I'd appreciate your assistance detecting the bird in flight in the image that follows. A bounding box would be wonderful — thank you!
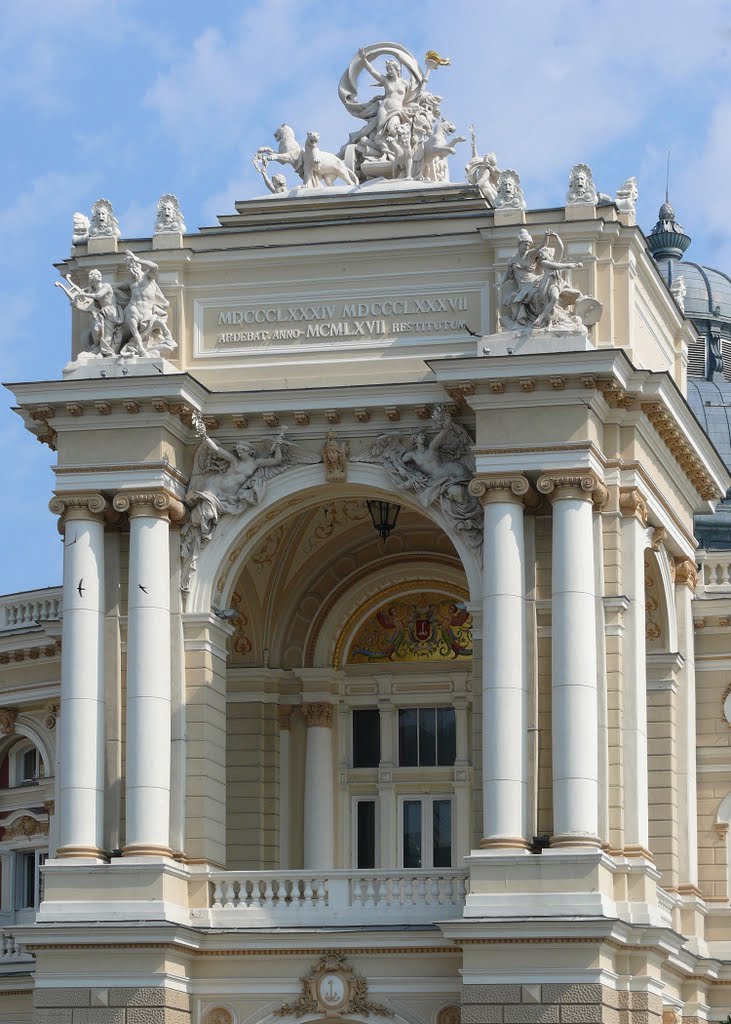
[77,579,85,597]
[138,584,149,594]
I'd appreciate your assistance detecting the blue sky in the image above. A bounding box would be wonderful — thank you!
[1,0,731,595]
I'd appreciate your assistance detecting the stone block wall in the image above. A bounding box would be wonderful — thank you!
[33,986,190,1024]
[462,982,664,1024]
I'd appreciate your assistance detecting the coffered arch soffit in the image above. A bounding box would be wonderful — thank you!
[186,463,482,618]
[223,498,467,670]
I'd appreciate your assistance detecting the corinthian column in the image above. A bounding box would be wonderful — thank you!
[302,702,335,869]
[537,472,606,848]
[469,475,535,851]
[49,493,108,860]
[113,490,184,858]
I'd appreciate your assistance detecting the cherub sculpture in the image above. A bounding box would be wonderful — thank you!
[252,154,289,195]
[154,194,186,234]
[181,416,320,590]
[88,198,121,238]
[353,406,482,547]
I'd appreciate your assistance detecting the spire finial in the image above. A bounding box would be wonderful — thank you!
[665,149,671,205]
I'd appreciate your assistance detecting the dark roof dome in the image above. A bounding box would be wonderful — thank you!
[655,258,731,325]
[647,200,692,261]
[687,379,731,547]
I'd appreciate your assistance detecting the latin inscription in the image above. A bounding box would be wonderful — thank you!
[198,292,475,350]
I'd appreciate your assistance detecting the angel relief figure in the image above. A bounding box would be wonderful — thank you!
[353,406,482,547]
[181,416,320,591]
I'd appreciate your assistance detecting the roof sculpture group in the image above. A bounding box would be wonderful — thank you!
[54,40,643,366]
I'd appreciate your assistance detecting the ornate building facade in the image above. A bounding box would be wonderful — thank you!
[1,41,731,1024]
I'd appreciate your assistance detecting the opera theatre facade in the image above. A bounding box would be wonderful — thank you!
[4,42,731,1024]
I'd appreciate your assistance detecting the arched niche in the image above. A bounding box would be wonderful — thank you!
[185,464,482,620]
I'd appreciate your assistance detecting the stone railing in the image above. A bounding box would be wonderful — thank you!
[697,552,731,595]
[0,588,62,632]
[0,931,33,964]
[201,870,468,926]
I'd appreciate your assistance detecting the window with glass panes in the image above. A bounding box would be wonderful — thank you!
[399,796,452,868]
[398,707,456,766]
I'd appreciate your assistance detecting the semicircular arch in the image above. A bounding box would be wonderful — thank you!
[186,464,482,617]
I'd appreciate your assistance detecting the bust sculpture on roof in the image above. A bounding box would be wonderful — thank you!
[566,163,598,206]
[154,194,186,234]
[88,198,121,238]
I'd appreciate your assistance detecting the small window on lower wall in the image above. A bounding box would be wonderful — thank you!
[355,799,377,869]
[399,797,452,869]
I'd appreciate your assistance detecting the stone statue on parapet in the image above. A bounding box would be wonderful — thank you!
[181,415,321,592]
[498,228,602,333]
[252,43,461,192]
[465,125,502,204]
[494,170,526,211]
[88,198,121,238]
[55,249,178,363]
[615,176,638,224]
[353,405,482,548]
[154,194,186,234]
[252,154,289,195]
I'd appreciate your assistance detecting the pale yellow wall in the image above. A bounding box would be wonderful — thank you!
[226,699,279,869]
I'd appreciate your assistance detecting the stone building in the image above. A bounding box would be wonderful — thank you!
[2,41,731,1024]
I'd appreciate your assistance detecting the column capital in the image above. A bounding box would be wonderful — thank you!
[619,487,650,526]
[674,557,698,591]
[301,702,334,728]
[113,489,186,522]
[469,474,538,507]
[537,471,608,508]
[49,492,108,522]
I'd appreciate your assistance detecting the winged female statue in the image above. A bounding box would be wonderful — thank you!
[353,406,482,547]
[181,415,320,591]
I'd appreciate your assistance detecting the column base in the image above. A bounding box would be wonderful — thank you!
[56,845,108,861]
[479,836,531,852]
[122,843,174,859]
[549,833,603,849]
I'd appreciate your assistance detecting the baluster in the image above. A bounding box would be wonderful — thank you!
[723,562,731,585]
[396,877,405,905]
[223,880,236,909]
[303,878,314,908]
[364,876,376,908]
[403,877,413,905]
[352,876,364,906]
[433,877,443,905]
[263,877,275,907]
[313,877,326,908]
[416,875,427,904]
[212,880,224,909]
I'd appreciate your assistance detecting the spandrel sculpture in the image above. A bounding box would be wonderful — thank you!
[498,229,602,333]
[353,406,482,548]
[181,416,321,591]
[55,249,178,362]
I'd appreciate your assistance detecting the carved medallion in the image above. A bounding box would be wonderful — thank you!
[276,953,392,1018]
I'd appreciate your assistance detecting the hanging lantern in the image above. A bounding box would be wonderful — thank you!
[366,500,400,541]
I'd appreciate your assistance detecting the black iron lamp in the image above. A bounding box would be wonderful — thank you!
[366,499,400,541]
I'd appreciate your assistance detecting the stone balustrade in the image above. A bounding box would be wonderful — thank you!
[202,869,468,926]
[0,931,33,964]
[698,551,731,593]
[0,588,62,632]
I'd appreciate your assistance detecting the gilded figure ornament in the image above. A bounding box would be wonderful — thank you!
[347,591,472,664]
[3,815,49,840]
[301,703,335,728]
[205,1010,234,1024]
[437,1006,461,1024]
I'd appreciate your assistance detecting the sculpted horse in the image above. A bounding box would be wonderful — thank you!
[256,124,305,181]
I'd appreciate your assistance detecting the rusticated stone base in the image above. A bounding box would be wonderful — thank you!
[462,983,663,1024]
[33,986,190,1023]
